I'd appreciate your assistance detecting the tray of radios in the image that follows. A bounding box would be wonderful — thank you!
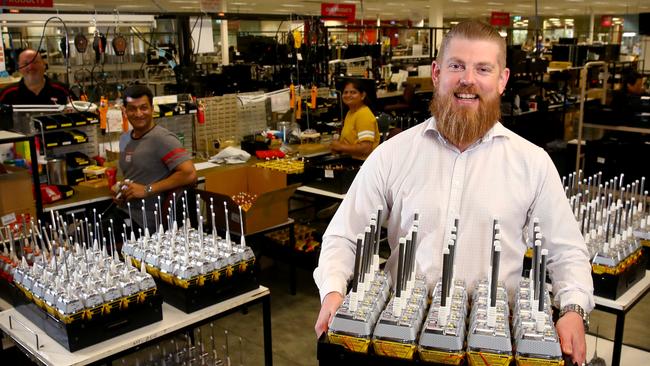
[320,210,564,366]
[121,193,258,313]
[563,171,648,299]
[1,215,162,352]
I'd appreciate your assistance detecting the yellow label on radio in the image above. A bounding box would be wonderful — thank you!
[372,339,416,359]
[515,355,564,366]
[328,332,371,353]
[419,347,465,365]
[467,351,512,366]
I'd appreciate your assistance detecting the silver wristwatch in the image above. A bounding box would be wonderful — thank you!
[559,304,590,330]
[145,184,154,196]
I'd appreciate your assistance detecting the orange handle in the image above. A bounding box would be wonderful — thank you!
[311,85,317,109]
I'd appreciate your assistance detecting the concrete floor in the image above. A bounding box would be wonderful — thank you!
[589,286,650,353]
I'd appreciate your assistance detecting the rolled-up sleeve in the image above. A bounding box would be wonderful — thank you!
[313,149,389,302]
[531,152,594,312]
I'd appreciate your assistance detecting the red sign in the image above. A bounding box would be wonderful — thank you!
[321,3,356,22]
[1,0,53,7]
[490,12,510,26]
[601,15,613,27]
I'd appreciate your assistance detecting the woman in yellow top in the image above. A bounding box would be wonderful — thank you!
[330,79,380,159]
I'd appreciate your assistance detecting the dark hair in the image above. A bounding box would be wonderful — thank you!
[623,70,642,88]
[123,84,154,106]
[344,79,369,105]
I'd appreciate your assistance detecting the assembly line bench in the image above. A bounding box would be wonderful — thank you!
[0,286,272,366]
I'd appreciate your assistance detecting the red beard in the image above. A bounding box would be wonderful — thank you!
[430,85,502,148]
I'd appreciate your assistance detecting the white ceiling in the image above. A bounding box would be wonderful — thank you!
[26,0,650,20]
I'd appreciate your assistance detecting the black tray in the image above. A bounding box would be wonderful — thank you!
[155,263,259,313]
[642,241,650,270]
[303,156,362,194]
[592,252,647,299]
[12,286,163,352]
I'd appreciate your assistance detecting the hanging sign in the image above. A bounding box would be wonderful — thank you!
[321,3,356,22]
[1,0,54,8]
[490,12,510,26]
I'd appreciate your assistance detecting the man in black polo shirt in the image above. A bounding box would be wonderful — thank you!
[0,49,69,105]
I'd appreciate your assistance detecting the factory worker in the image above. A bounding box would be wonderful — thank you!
[314,20,593,366]
[329,79,380,160]
[107,84,197,238]
[0,49,69,105]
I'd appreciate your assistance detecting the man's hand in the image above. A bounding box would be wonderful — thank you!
[123,181,147,201]
[315,292,344,338]
[556,311,587,365]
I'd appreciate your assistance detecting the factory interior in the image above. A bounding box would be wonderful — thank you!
[1,0,650,365]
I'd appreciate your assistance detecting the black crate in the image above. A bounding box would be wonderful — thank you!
[0,278,16,307]
[592,253,647,299]
[12,287,163,352]
[155,264,259,313]
[642,242,650,269]
[304,156,362,194]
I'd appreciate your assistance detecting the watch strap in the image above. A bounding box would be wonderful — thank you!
[560,304,589,330]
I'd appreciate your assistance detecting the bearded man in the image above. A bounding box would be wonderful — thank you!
[313,20,593,366]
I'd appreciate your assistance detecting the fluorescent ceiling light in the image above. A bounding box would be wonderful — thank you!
[281,3,304,7]
[623,32,636,37]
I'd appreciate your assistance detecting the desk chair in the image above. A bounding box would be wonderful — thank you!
[383,83,416,116]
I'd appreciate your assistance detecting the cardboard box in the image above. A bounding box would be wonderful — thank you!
[0,167,36,225]
[202,166,299,235]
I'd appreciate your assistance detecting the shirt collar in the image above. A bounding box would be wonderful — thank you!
[423,116,511,145]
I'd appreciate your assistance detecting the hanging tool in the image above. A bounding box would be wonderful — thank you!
[99,96,108,130]
[71,68,90,101]
[111,10,127,58]
[296,95,302,120]
[60,38,68,58]
[310,84,317,110]
[112,35,127,57]
[74,33,89,53]
[92,31,107,64]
